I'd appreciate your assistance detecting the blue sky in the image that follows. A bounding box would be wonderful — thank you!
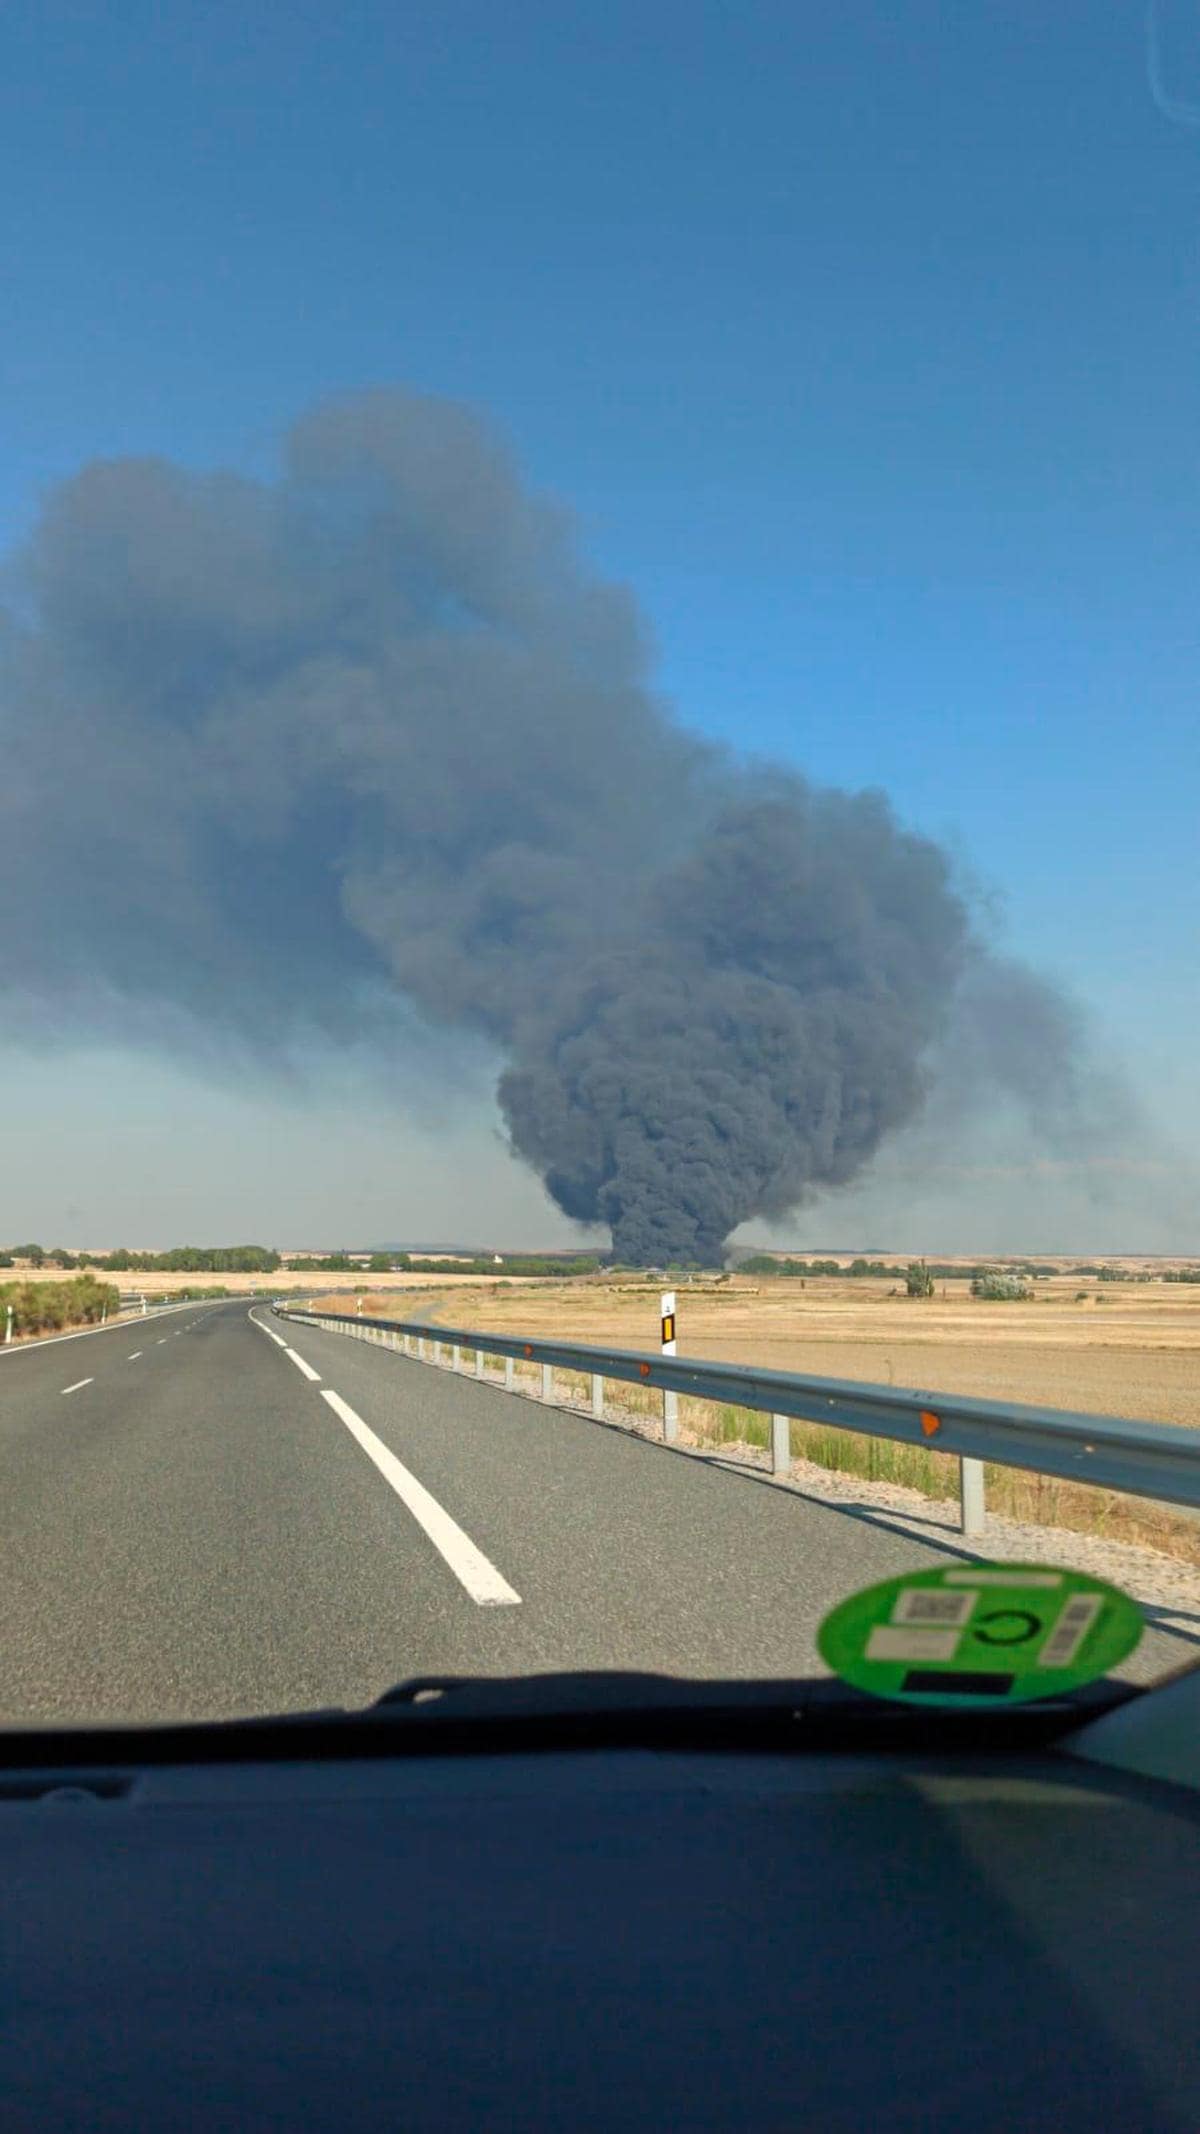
[1,0,1197,1248]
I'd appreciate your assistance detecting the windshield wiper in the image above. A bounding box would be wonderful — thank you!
[0,1671,1137,1769]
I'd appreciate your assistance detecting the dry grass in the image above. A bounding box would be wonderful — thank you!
[344,1272,1200,1564]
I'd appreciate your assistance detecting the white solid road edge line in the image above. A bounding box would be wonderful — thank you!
[320,1388,521,1608]
[285,1348,321,1383]
[248,1309,290,1349]
[61,1378,93,1395]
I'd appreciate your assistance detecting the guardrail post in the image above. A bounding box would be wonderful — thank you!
[417,1335,425,1360]
[663,1390,678,1443]
[592,1374,604,1419]
[771,1414,791,1476]
[505,1355,515,1392]
[960,1457,986,1537]
[453,1343,461,1373]
[475,1348,485,1379]
[541,1363,553,1402]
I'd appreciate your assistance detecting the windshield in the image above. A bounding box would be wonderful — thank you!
[0,3,1197,1727]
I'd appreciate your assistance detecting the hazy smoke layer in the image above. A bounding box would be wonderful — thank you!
[0,388,1082,1261]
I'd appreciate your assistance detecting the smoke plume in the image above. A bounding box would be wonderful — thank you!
[0,387,1103,1262]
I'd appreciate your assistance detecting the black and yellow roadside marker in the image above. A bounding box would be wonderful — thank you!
[661,1291,677,1440]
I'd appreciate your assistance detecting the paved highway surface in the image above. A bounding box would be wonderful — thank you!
[0,1300,1189,1724]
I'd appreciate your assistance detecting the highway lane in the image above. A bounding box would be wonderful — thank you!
[0,1299,1189,1724]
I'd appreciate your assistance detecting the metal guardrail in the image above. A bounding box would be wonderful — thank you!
[277,1305,1200,1540]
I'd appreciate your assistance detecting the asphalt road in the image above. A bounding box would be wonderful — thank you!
[0,1300,1189,1725]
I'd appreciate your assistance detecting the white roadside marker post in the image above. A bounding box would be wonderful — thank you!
[661,1290,678,1443]
[4,1305,12,1345]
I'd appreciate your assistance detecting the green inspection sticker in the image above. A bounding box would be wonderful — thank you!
[817,1561,1143,1706]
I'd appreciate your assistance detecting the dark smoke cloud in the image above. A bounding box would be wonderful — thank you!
[0,387,1103,1262]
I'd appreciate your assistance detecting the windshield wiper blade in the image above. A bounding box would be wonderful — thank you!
[0,1672,1137,1769]
[360,1667,1135,1744]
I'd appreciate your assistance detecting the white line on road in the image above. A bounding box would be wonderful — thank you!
[285,1348,321,1382]
[127,1352,142,1361]
[157,1338,167,1345]
[320,1388,521,1608]
[61,1379,93,1395]
[247,1308,290,1349]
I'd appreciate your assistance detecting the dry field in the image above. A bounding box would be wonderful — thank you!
[341,1273,1200,1563]
[6,1268,528,1299]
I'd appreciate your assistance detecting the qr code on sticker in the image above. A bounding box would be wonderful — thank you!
[892,1588,976,1628]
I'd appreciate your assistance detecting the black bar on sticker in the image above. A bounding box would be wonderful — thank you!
[901,1670,1016,1696]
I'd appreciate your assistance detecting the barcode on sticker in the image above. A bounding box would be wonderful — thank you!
[1038,1594,1102,1669]
[892,1588,977,1628]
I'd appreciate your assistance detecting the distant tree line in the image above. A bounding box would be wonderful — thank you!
[1,1242,606,1279]
[94,1246,282,1273]
[287,1252,601,1278]
[0,1244,282,1274]
[737,1255,1076,1285]
[737,1255,890,1277]
[739,1255,968,1281]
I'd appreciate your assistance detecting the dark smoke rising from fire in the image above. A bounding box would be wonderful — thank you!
[0,387,1100,1262]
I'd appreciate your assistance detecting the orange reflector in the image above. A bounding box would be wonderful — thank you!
[524,1344,533,1359]
[639,1362,652,1378]
[920,1410,941,1437]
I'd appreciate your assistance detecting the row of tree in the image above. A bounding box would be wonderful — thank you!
[0,1245,281,1274]
[739,1255,990,1281]
[735,1256,1174,1287]
[288,1252,602,1277]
